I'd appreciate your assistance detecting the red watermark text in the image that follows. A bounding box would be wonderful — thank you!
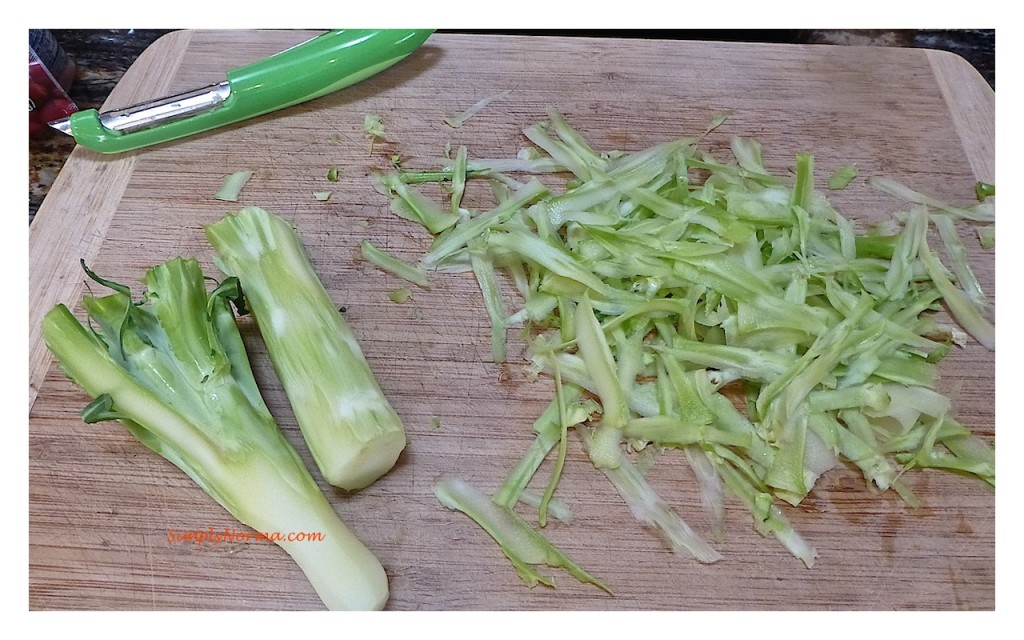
[168,528,325,546]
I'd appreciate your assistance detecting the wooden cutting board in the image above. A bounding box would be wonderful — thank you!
[28,30,995,611]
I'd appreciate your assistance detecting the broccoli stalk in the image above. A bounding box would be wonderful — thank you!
[206,207,407,491]
[42,258,389,610]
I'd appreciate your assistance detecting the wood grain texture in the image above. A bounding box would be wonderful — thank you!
[926,48,996,182]
[28,30,995,611]
[27,30,195,409]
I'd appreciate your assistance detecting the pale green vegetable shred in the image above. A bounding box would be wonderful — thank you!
[364,114,386,153]
[370,109,995,591]
[360,240,430,288]
[978,224,995,249]
[827,164,858,190]
[388,287,413,303]
[444,90,512,128]
[214,170,254,202]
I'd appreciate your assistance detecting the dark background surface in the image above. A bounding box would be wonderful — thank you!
[28,29,995,224]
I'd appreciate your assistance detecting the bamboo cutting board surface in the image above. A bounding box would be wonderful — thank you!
[28,30,995,611]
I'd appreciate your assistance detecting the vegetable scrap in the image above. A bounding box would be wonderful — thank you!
[214,169,255,202]
[364,113,386,153]
[443,90,512,129]
[388,287,413,304]
[826,164,858,190]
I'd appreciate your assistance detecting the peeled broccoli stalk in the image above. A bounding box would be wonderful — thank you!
[42,259,389,610]
[206,207,407,491]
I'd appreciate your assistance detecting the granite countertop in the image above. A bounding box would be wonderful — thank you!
[28,29,995,225]
[29,29,174,223]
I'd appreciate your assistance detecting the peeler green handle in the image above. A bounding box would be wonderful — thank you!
[52,29,433,154]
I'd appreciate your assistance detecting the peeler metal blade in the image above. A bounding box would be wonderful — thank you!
[47,29,433,154]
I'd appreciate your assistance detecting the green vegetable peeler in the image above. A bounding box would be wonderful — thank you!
[48,29,433,154]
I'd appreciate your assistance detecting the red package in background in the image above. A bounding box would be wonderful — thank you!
[29,30,78,138]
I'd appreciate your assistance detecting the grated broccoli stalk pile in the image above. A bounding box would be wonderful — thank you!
[368,109,995,589]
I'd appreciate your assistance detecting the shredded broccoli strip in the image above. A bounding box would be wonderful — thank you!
[827,164,858,190]
[443,90,511,128]
[469,238,509,363]
[434,477,611,593]
[977,224,995,249]
[537,360,571,527]
[361,240,430,288]
[931,212,987,309]
[214,169,254,202]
